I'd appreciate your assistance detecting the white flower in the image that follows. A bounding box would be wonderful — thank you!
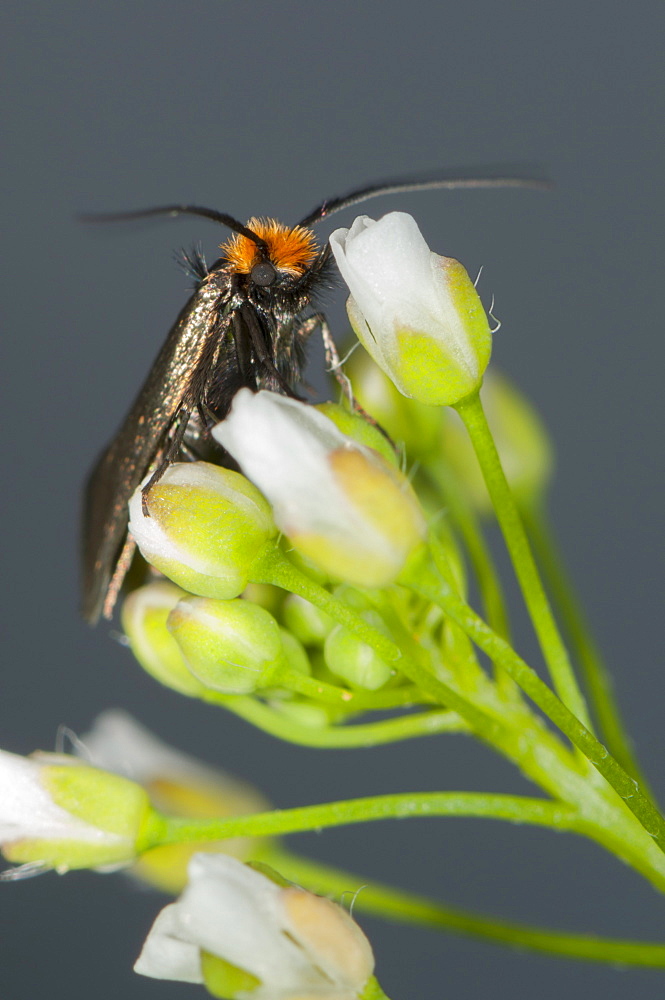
[135,853,375,999]
[330,212,492,406]
[212,389,425,588]
[0,748,149,876]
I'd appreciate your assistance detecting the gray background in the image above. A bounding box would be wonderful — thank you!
[2,2,664,998]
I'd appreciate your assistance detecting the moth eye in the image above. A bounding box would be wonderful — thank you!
[251,260,277,286]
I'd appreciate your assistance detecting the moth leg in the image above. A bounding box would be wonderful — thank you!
[297,313,394,449]
[297,312,354,406]
[141,408,192,515]
[102,535,136,620]
[243,305,299,397]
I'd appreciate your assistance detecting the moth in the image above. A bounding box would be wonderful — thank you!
[82,172,544,624]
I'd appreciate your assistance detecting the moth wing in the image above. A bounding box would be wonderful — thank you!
[82,280,229,624]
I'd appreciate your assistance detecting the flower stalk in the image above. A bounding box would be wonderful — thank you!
[269,849,665,970]
[520,496,652,795]
[454,390,590,726]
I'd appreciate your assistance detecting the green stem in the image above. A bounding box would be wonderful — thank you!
[522,498,652,796]
[144,792,580,848]
[455,391,589,725]
[403,551,665,865]
[425,463,511,641]
[273,668,430,710]
[205,693,467,747]
[268,849,665,968]
[253,544,401,662]
[253,542,513,747]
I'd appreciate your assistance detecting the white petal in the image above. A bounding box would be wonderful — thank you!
[332,213,440,334]
[134,903,203,983]
[212,391,344,526]
[80,710,226,788]
[0,750,115,846]
[212,391,398,575]
[179,854,311,984]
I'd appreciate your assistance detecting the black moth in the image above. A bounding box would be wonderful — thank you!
[82,172,543,624]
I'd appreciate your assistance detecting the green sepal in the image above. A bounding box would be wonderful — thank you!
[316,401,398,466]
[201,950,261,999]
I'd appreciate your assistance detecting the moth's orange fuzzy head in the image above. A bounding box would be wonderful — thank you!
[221,218,319,277]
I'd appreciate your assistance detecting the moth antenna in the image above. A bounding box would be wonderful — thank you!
[79,204,268,250]
[299,170,553,226]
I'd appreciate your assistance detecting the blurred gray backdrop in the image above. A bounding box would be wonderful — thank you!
[2,2,664,998]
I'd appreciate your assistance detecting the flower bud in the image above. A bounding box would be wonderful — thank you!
[128,462,277,600]
[242,583,284,616]
[330,212,491,406]
[442,372,553,512]
[0,748,150,876]
[268,698,332,730]
[346,346,443,461]
[135,853,375,1000]
[278,629,311,680]
[213,390,426,588]
[122,581,208,697]
[324,611,394,691]
[81,711,269,893]
[168,597,285,695]
[282,594,334,647]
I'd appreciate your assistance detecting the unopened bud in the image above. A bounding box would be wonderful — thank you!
[282,594,334,647]
[128,462,276,600]
[330,212,491,406]
[324,611,394,691]
[135,854,375,999]
[122,581,207,697]
[167,597,285,695]
[213,391,426,589]
[0,749,149,876]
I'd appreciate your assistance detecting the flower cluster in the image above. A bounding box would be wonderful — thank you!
[122,213,546,738]
[6,209,652,1000]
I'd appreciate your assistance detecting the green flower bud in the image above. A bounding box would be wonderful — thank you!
[122,581,208,697]
[242,583,284,616]
[324,611,394,691]
[268,699,332,729]
[330,212,492,407]
[346,346,443,461]
[0,750,150,876]
[168,597,284,695]
[279,629,311,678]
[128,462,277,599]
[282,594,335,647]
